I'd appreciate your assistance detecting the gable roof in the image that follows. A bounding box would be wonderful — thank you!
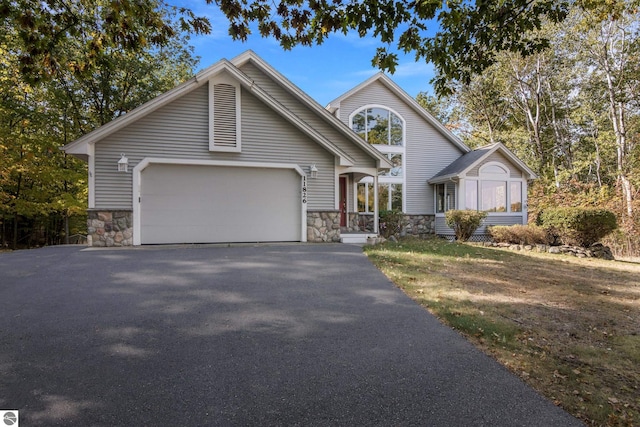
[62,51,391,168]
[229,51,391,168]
[62,59,235,159]
[327,73,470,153]
[428,142,538,183]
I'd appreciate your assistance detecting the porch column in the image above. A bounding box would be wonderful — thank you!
[373,175,379,233]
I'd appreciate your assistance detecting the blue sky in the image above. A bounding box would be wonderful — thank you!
[177,2,437,106]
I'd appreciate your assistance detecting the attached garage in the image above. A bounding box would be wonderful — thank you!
[138,162,303,244]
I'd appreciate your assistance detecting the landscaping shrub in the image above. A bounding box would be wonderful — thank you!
[445,210,487,241]
[602,228,640,259]
[379,210,405,238]
[488,224,550,245]
[539,207,617,247]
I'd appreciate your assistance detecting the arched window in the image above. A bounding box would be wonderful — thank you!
[351,105,406,213]
[351,107,404,146]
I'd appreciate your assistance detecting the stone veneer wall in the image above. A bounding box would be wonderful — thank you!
[85,210,434,246]
[400,215,436,238]
[87,210,133,247]
[307,211,341,242]
[346,213,375,232]
[345,213,436,238]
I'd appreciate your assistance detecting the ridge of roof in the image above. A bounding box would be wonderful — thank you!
[230,51,391,168]
[63,50,390,168]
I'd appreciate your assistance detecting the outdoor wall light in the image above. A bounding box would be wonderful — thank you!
[309,164,318,179]
[117,153,129,172]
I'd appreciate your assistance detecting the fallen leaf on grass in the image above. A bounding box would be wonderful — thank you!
[554,370,567,380]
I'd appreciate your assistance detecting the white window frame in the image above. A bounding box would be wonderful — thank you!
[461,162,526,215]
[435,183,456,213]
[357,179,403,212]
[350,105,406,213]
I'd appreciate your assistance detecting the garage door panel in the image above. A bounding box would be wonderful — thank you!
[140,164,301,244]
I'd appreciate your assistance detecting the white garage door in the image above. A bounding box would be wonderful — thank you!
[140,164,301,244]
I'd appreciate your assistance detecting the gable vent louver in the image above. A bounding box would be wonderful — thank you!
[210,81,241,152]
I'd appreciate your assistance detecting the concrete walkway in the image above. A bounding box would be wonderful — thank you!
[0,244,583,426]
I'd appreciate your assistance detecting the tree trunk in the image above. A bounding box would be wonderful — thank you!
[602,27,633,217]
[12,212,18,250]
[65,211,70,245]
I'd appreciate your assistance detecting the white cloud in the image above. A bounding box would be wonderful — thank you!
[393,60,434,78]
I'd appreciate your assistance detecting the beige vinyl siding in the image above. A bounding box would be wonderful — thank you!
[338,80,464,215]
[94,84,334,211]
[238,62,377,168]
[467,151,523,178]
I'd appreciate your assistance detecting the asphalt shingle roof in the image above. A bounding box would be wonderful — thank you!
[430,146,493,180]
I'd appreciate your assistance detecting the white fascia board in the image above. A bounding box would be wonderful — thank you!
[492,143,538,180]
[428,174,459,184]
[231,51,391,168]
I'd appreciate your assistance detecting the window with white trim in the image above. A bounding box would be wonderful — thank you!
[435,183,456,213]
[463,162,524,213]
[351,105,405,213]
[352,107,404,146]
[357,180,403,213]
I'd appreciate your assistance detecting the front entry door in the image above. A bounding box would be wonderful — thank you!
[339,177,347,227]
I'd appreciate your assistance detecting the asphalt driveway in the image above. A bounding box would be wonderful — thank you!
[0,244,582,426]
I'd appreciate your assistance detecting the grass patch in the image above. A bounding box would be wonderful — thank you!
[365,237,640,426]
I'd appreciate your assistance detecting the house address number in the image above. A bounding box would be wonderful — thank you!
[302,176,307,204]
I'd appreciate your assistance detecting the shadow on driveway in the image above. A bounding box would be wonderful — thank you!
[0,244,583,426]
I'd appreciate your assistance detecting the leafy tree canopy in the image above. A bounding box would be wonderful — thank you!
[0,0,211,82]
[210,0,570,94]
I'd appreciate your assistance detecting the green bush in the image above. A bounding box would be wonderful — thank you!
[379,210,405,238]
[539,207,617,247]
[445,210,487,241]
[488,224,550,245]
[602,228,640,259]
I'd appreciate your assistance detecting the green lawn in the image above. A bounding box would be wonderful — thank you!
[364,238,640,427]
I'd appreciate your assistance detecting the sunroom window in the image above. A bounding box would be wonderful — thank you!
[435,183,456,213]
[510,182,522,212]
[481,181,507,212]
